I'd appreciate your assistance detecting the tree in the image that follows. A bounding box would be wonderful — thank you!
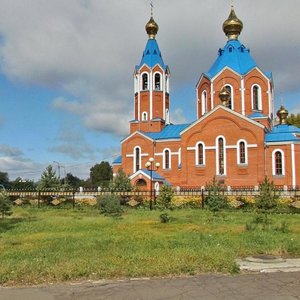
[38,165,60,190]
[157,184,174,209]
[110,169,132,192]
[255,177,278,213]
[287,113,300,128]
[64,173,84,189]
[0,191,12,219]
[0,172,10,189]
[205,177,228,213]
[90,161,113,188]
[10,177,36,190]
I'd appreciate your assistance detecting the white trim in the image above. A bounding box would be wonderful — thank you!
[150,69,153,119]
[178,147,182,167]
[187,147,195,151]
[201,90,208,116]
[272,149,285,176]
[291,144,296,188]
[266,141,300,146]
[163,72,166,120]
[241,78,245,115]
[180,105,265,136]
[121,131,154,144]
[210,82,214,109]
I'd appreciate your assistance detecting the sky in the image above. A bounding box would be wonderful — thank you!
[0,0,299,181]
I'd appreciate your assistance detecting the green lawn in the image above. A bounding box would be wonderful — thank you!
[0,207,299,286]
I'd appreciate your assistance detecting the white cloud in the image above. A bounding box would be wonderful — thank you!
[0,0,299,136]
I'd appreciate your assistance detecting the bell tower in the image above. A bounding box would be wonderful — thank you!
[130,11,170,134]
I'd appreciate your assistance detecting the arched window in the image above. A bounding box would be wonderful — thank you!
[142,73,148,90]
[217,137,225,175]
[225,85,233,109]
[201,91,207,115]
[142,112,148,121]
[252,84,262,111]
[272,150,285,176]
[196,142,205,165]
[134,147,141,173]
[164,149,171,169]
[154,73,161,90]
[238,141,247,164]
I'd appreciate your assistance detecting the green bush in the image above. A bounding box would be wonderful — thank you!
[160,212,170,223]
[205,177,228,213]
[97,194,123,216]
[0,191,12,219]
[157,184,174,209]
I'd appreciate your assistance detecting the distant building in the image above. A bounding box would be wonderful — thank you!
[113,7,300,190]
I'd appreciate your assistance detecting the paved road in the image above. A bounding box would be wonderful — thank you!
[1,272,300,300]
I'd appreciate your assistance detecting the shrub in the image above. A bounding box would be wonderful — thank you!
[160,212,171,223]
[97,194,123,216]
[0,191,12,219]
[205,177,228,213]
[157,184,174,209]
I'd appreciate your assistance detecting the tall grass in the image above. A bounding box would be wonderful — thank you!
[0,207,299,285]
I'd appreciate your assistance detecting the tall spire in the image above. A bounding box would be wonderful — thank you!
[223,6,243,40]
[146,1,159,39]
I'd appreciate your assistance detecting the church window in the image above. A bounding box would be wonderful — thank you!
[196,142,205,165]
[238,141,247,164]
[163,149,171,169]
[142,112,148,121]
[201,91,207,115]
[252,84,262,111]
[142,73,148,90]
[272,150,285,176]
[224,85,233,109]
[217,137,225,175]
[134,146,141,173]
[154,73,161,90]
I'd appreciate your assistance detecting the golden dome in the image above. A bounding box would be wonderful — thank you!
[219,86,230,106]
[277,105,289,124]
[146,16,159,39]
[223,6,243,40]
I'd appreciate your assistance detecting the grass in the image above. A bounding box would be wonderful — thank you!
[0,206,300,286]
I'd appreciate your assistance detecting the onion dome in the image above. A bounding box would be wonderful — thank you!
[146,16,159,39]
[223,6,243,40]
[277,105,289,124]
[219,86,230,106]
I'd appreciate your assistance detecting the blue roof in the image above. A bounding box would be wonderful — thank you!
[248,112,268,119]
[137,39,166,69]
[265,124,300,143]
[112,155,122,164]
[143,123,191,140]
[204,40,271,79]
[141,169,165,181]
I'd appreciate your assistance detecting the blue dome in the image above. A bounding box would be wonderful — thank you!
[137,39,166,70]
[204,40,271,79]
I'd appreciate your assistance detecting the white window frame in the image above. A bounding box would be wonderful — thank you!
[251,84,262,111]
[153,72,162,91]
[237,139,248,165]
[201,90,207,115]
[142,111,148,121]
[272,149,285,176]
[195,142,206,166]
[224,84,234,110]
[163,148,171,170]
[133,146,142,173]
[216,135,226,176]
[141,72,149,91]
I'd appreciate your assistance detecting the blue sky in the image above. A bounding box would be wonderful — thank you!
[0,0,299,181]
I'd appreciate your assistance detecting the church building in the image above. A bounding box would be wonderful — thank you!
[113,7,300,190]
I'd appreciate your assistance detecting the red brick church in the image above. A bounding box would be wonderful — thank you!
[113,7,300,190]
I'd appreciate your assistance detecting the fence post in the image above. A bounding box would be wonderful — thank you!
[72,189,76,209]
[38,191,41,208]
[201,189,205,209]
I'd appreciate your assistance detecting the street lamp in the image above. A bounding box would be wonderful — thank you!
[145,157,160,210]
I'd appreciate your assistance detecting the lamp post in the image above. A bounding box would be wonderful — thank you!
[145,157,160,210]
